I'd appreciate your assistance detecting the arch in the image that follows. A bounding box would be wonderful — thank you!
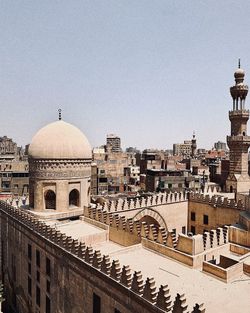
[69,189,80,207]
[139,215,160,230]
[133,208,168,230]
[44,190,56,210]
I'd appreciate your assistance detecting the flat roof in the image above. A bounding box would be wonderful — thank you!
[43,217,250,313]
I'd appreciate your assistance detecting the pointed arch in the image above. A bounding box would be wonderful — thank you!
[132,208,168,230]
[69,189,80,207]
[44,190,56,210]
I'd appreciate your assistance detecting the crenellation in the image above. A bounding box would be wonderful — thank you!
[132,220,141,236]
[110,259,122,281]
[172,293,188,313]
[140,221,149,238]
[216,228,224,246]
[223,225,229,243]
[77,242,86,259]
[203,232,211,250]
[210,230,217,248]
[142,277,157,303]
[120,265,132,287]
[191,303,206,313]
[156,227,168,245]
[92,250,102,269]
[84,246,94,264]
[148,224,158,241]
[131,270,144,295]
[125,218,134,233]
[100,255,111,275]
[155,284,172,312]
[71,239,79,254]
[118,215,126,230]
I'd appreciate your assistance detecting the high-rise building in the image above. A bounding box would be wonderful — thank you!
[226,62,250,193]
[106,134,122,152]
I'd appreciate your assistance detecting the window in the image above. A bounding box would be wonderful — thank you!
[191,212,196,221]
[191,225,196,235]
[28,277,32,296]
[28,244,32,260]
[46,257,51,276]
[36,286,40,307]
[28,262,31,275]
[182,226,186,234]
[203,215,209,225]
[36,271,40,283]
[46,280,50,294]
[46,295,51,313]
[114,310,121,313]
[93,293,101,313]
[36,250,40,268]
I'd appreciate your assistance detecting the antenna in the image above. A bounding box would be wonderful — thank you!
[58,108,62,121]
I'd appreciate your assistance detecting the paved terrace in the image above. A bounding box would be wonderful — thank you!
[51,218,250,313]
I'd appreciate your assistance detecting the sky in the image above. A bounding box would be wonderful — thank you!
[1,1,250,151]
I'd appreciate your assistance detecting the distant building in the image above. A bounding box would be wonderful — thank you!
[173,140,192,156]
[125,147,140,154]
[106,134,122,152]
[145,168,194,192]
[0,136,25,161]
[214,141,227,151]
[93,149,135,194]
[0,161,29,196]
[0,136,28,196]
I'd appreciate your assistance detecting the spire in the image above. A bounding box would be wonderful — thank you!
[58,109,62,121]
[193,131,195,139]
[238,58,241,69]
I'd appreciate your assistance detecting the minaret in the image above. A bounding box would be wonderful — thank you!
[191,131,197,158]
[226,60,250,193]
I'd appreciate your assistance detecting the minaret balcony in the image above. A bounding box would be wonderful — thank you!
[229,110,249,117]
[227,135,250,146]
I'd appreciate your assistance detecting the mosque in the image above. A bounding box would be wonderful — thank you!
[0,65,250,313]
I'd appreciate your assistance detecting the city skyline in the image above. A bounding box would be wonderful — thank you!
[1,1,250,150]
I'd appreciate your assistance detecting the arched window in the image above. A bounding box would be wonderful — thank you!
[230,186,233,193]
[69,189,80,207]
[44,190,56,210]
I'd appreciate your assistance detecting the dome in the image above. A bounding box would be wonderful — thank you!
[234,68,245,78]
[29,120,92,159]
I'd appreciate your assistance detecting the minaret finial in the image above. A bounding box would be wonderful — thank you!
[238,58,241,69]
[58,108,62,121]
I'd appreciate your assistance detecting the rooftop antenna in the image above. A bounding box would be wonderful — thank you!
[58,108,62,121]
[238,58,241,69]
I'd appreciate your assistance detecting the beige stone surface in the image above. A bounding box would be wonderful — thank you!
[107,244,250,313]
[29,120,92,159]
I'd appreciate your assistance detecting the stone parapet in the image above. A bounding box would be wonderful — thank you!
[189,193,245,210]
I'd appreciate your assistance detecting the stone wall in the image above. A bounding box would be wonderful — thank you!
[188,193,243,234]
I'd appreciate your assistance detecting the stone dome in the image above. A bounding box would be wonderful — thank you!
[29,120,92,159]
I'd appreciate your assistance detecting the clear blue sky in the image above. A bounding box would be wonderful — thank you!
[1,1,250,151]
